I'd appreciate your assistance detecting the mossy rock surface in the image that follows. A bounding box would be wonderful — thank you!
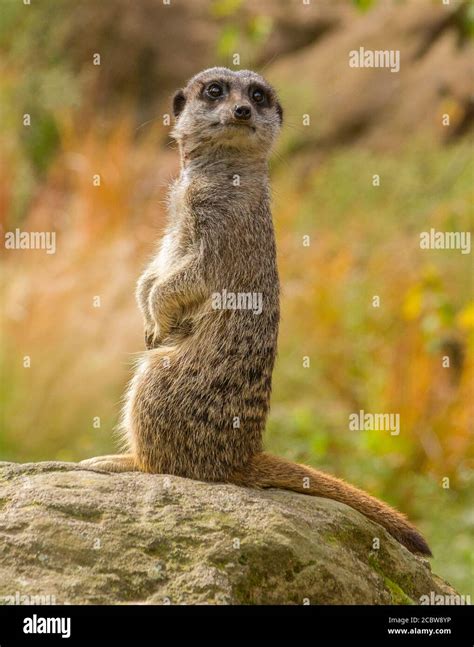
[0,462,456,605]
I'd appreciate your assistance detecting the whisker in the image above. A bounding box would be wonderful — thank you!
[135,116,159,133]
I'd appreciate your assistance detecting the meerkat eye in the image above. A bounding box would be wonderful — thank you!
[205,83,224,100]
[251,88,266,104]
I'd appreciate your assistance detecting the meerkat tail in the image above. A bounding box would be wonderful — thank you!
[229,452,432,557]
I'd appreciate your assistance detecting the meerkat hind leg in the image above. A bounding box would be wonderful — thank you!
[79,454,140,473]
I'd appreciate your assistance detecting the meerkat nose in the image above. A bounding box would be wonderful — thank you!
[233,105,252,121]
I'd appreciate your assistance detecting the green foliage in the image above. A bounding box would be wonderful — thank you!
[217,24,240,59]
[215,11,272,63]
[211,0,244,18]
[247,15,273,44]
[21,112,59,174]
[352,0,377,12]
[457,1,474,40]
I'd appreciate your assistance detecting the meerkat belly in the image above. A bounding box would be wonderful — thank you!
[131,305,276,480]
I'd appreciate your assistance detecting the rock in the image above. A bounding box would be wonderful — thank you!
[0,461,456,605]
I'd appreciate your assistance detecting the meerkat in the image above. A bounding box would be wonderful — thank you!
[81,67,431,557]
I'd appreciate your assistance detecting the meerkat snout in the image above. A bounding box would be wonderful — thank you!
[233,104,252,121]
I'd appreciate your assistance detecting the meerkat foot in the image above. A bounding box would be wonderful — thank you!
[79,454,139,473]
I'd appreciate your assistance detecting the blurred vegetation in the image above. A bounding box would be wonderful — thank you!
[0,0,473,596]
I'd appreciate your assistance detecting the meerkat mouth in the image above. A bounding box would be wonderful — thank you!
[212,121,256,133]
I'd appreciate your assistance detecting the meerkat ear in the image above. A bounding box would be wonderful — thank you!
[172,89,186,118]
[276,101,283,125]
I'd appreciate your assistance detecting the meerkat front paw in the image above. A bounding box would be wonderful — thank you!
[144,323,165,349]
[145,327,157,349]
[145,304,176,348]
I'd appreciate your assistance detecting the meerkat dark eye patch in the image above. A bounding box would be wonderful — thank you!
[172,90,186,117]
[276,101,283,124]
[203,81,226,100]
[249,86,267,105]
[248,83,283,123]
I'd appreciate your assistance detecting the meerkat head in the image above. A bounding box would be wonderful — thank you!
[171,67,283,161]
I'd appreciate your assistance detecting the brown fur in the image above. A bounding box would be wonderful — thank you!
[81,68,431,557]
